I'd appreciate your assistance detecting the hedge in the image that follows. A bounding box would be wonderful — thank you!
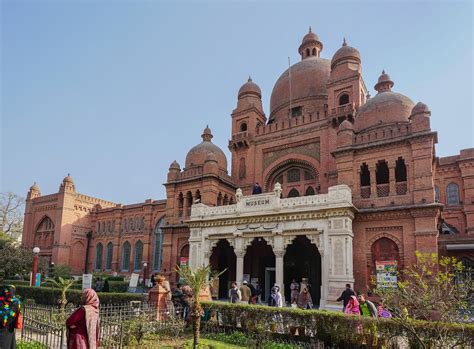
[15,286,145,305]
[5,280,129,293]
[202,302,474,348]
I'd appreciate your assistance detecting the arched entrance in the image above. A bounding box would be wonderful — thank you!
[284,236,321,307]
[209,240,236,299]
[244,238,275,301]
[370,237,401,288]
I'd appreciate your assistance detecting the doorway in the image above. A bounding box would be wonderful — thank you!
[265,267,275,303]
[209,239,236,299]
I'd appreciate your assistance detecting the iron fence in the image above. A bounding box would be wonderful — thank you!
[21,316,66,349]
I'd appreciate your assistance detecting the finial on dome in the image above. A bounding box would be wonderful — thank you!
[342,37,347,46]
[248,76,252,82]
[374,70,394,93]
[309,26,312,33]
[202,126,213,142]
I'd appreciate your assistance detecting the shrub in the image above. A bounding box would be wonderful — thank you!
[17,340,48,349]
[202,302,474,348]
[15,285,145,305]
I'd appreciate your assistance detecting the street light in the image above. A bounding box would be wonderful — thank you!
[31,247,40,287]
[143,262,148,288]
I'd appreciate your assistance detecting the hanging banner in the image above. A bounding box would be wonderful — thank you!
[376,260,398,288]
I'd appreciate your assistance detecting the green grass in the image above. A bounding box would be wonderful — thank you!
[183,338,247,348]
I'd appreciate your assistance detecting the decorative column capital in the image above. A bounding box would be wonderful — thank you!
[274,250,285,258]
[235,250,245,258]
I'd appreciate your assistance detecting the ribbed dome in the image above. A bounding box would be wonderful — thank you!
[63,174,74,184]
[302,30,320,45]
[30,182,40,192]
[185,127,227,170]
[331,39,361,68]
[238,77,261,99]
[354,92,414,132]
[269,57,330,122]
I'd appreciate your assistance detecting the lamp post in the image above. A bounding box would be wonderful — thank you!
[143,262,148,288]
[31,247,40,287]
[48,262,55,278]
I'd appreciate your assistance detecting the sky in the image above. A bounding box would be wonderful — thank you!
[1,0,473,204]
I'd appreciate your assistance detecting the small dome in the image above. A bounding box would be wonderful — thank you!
[331,38,361,68]
[30,182,40,192]
[185,127,227,170]
[63,174,74,184]
[411,102,430,116]
[169,160,180,170]
[302,28,320,45]
[298,27,323,59]
[338,120,354,132]
[374,70,394,93]
[238,76,261,99]
[355,91,414,132]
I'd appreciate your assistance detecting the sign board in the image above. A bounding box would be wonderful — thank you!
[82,274,93,290]
[129,273,140,288]
[179,257,189,283]
[376,261,397,288]
[35,273,41,287]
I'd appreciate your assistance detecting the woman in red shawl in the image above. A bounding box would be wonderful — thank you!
[66,288,100,349]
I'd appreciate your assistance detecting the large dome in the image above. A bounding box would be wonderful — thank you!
[185,127,228,170]
[354,92,414,132]
[269,56,330,122]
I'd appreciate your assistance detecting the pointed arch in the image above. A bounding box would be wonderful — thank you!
[95,243,103,271]
[121,241,131,271]
[152,217,165,271]
[305,186,315,196]
[134,240,143,271]
[288,188,300,198]
[105,242,113,270]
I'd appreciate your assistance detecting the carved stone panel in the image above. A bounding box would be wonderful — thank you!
[263,142,320,170]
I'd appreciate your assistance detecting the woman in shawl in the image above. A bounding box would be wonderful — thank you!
[344,295,361,315]
[297,285,313,309]
[0,285,22,349]
[66,288,100,349]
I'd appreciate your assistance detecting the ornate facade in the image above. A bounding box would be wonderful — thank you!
[22,28,474,303]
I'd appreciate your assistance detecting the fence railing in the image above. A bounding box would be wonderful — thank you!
[21,316,66,348]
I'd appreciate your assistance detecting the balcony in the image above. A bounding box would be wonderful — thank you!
[361,186,371,199]
[229,131,251,149]
[377,184,390,197]
[396,182,407,195]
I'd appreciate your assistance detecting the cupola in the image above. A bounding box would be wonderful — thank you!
[298,27,323,59]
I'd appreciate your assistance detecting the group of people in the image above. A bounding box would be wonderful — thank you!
[337,283,391,318]
[0,284,100,349]
[228,280,263,305]
[290,278,313,309]
[93,278,109,292]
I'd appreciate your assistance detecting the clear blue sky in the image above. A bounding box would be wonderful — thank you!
[1,1,473,204]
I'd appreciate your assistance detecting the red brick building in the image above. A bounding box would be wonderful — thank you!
[22,29,474,293]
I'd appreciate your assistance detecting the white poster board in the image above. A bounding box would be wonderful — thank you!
[129,273,140,288]
[82,274,93,290]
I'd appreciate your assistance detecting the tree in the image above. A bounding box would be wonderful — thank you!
[0,192,25,241]
[0,236,48,279]
[375,252,473,348]
[45,277,75,311]
[176,265,223,349]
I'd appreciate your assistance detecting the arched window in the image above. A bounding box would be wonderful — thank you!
[223,194,229,205]
[153,218,165,271]
[288,188,300,198]
[135,216,140,230]
[195,190,201,204]
[178,192,184,217]
[305,186,315,196]
[376,160,390,197]
[240,123,247,132]
[107,221,111,233]
[360,163,371,198]
[121,241,131,271]
[217,192,222,206]
[141,217,145,230]
[266,161,320,199]
[446,183,460,205]
[229,197,234,205]
[97,222,100,233]
[434,185,440,202]
[95,243,103,271]
[339,94,350,105]
[287,169,301,183]
[34,216,55,249]
[312,48,316,56]
[130,217,134,231]
[134,241,143,271]
[306,48,310,57]
[395,157,407,195]
[102,222,106,233]
[112,220,115,232]
[371,237,401,274]
[105,242,113,270]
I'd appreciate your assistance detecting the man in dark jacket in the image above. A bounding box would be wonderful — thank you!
[252,183,262,194]
[336,283,355,311]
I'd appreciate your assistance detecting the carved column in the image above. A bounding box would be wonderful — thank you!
[389,163,396,195]
[369,164,377,198]
[274,250,285,300]
[235,249,245,287]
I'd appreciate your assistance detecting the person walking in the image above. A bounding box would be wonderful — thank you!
[66,288,100,349]
[344,295,361,315]
[358,294,377,317]
[228,282,241,303]
[254,281,262,304]
[0,285,22,349]
[252,183,262,194]
[336,283,355,311]
[290,279,300,305]
[248,281,257,304]
[297,285,313,309]
[102,279,109,293]
[239,281,251,303]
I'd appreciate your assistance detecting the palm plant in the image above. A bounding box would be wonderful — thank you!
[45,276,75,312]
[176,265,224,348]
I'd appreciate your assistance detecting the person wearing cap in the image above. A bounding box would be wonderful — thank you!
[239,280,252,303]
